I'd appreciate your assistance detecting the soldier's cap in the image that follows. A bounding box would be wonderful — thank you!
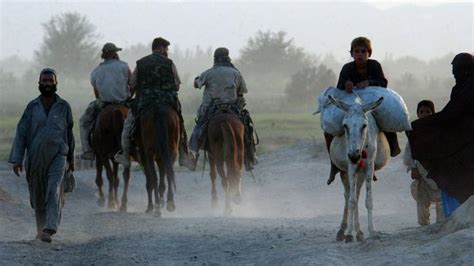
[152,37,171,48]
[214,47,230,58]
[451,53,473,70]
[102,42,122,53]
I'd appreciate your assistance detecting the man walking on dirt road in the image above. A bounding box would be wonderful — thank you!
[9,68,75,243]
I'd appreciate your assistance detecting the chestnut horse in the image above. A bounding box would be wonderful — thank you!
[92,104,131,212]
[136,105,179,217]
[206,111,245,214]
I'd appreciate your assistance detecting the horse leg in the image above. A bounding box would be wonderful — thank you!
[154,174,161,216]
[120,166,131,212]
[337,171,349,241]
[142,153,155,215]
[345,166,357,243]
[209,156,218,209]
[224,178,231,216]
[103,157,116,210]
[148,160,161,217]
[355,173,365,242]
[157,159,166,208]
[230,174,242,205]
[95,157,105,207]
[229,166,242,205]
[366,168,375,237]
[216,158,230,215]
[165,163,176,212]
[219,171,232,215]
[148,166,160,217]
[113,161,120,207]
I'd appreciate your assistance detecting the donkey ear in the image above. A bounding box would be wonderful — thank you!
[362,97,384,113]
[328,95,350,112]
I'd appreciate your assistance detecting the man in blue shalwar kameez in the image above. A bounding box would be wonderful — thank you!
[9,68,75,243]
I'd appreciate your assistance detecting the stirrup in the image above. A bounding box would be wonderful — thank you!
[114,152,131,167]
[179,152,198,171]
[81,151,94,160]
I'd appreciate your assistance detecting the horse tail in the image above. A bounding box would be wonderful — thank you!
[113,108,125,150]
[222,120,238,178]
[214,123,228,179]
[153,106,175,189]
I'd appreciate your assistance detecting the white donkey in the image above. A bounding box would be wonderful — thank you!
[328,95,390,242]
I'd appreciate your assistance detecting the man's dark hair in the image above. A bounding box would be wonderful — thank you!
[417,100,435,113]
[39,68,57,81]
[152,37,170,50]
[214,47,231,63]
[101,51,119,60]
[350,37,372,57]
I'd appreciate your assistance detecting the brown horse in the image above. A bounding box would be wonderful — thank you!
[136,105,179,216]
[92,104,131,212]
[206,112,245,214]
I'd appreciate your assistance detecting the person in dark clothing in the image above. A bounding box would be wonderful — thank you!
[114,37,195,170]
[326,37,400,185]
[408,52,474,205]
[336,45,387,90]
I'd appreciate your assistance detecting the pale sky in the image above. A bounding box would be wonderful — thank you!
[364,0,471,9]
[1,0,472,62]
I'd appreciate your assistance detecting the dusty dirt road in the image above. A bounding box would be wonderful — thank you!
[0,142,472,265]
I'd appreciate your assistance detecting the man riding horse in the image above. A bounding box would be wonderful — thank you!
[114,37,195,169]
[80,42,132,160]
[189,47,257,171]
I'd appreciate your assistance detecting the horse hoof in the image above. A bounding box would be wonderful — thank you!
[336,229,345,242]
[233,194,242,205]
[327,176,336,185]
[154,210,162,218]
[145,207,154,214]
[97,198,105,207]
[356,232,364,242]
[166,201,176,212]
[212,199,218,209]
[345,235,354,243]
[108,202,116,210]
[160,194,165,206]
[119,205,127,213]
[369,232,380,240]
